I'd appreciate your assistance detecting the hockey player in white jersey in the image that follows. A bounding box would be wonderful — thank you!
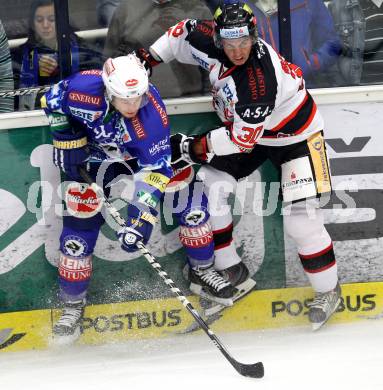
[137,0,341,329]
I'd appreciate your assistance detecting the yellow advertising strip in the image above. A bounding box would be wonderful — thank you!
[69,296,200,346]
[213,281,383,333]
[2,281,383,353]
[0,309,51,352]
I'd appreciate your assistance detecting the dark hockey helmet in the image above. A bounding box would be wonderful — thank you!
[213,0,258,48]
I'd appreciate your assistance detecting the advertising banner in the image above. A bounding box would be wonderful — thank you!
[0,101,382,325]
[2,281,383,352]
[0,112,284,314]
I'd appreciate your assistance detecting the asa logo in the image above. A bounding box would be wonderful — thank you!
[0,328,26,350]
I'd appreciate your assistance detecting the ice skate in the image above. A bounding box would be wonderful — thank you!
[204,262,256,316]
[309,282,341,331]
[53,299,85,345]
[189,264,237,307]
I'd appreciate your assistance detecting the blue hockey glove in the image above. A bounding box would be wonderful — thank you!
[52,131,89,181]
[117,204,158,252]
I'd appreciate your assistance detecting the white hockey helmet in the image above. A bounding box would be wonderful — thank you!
[102,54,149,101]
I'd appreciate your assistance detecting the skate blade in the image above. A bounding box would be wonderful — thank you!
[311,322,325,331]
[310,298,341,331]
[204,279,256,317]
[189,283,233,307]
[51,328,81,347]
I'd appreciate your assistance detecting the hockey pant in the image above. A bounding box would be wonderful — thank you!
[199,165,337,291]
[58,162,135,302]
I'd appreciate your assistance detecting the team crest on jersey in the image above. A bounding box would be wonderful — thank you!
[181,207,208,227]
[62,235,88,257]
[65,182,103,218]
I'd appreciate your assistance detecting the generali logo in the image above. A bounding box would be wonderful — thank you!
[0,328,26,350]
[68,92,102,106]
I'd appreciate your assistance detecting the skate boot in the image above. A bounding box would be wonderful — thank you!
[204,262,256,316]
[308,282,341,331]
[53,299,85,344]
[189,264,237,306]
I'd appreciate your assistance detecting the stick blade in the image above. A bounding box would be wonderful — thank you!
[234,361,264,378]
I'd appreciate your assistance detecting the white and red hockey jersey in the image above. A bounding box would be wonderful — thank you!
[150,19,324,155]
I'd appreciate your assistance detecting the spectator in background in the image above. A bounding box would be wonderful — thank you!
[205,0,342,88]
[104,0,211,98]
[12,0,102,111]
[329,0,383,85]
[0,19,14,112]
[96,0,121,27]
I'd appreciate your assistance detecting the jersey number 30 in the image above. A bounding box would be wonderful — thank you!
[235,125,263,147]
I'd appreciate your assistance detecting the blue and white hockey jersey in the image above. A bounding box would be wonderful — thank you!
[43,69,172,207]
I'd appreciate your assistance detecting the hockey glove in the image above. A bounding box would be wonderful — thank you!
[52,131,89,181]
[133,48,162,77]
[117,204,158,252]
[171,133,211,168]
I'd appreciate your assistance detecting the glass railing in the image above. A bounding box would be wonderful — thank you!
[0,0,382,113]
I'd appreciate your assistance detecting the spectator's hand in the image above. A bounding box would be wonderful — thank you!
[117,204,157,252]
[39,54,59,77]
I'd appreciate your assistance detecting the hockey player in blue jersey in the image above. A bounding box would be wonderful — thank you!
[43,53,235,341]
[42,54,176,340]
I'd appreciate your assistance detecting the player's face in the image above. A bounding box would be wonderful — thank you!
[34,5,56,43]
[222,37,253,65]
[112,96,143,118]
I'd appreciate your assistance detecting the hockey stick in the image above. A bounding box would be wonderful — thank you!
[0,85,51,98]
[78,167,264,378]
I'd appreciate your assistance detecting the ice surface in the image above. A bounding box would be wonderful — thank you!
[1,320,382,390]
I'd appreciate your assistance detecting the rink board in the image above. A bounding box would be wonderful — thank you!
[1,281,382,353]
[2,101,383,314]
